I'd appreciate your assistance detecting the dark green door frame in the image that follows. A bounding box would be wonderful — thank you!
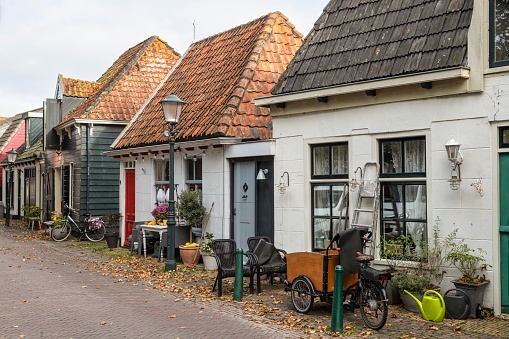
[499,153,509,313]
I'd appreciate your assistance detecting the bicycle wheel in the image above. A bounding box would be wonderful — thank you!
[359,281,388,330]
[291,277,314,314]
[51,221,72,242]
[85,221,105,242]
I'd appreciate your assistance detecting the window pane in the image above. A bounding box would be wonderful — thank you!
[313,186,330,216]
[331,144,348,175]
[494,0,509,63]
[405,185,426,220]
[404,139,425,173]
[186,159,194,180]
[313,146,329,176]
[382,141,402,173]
[406,222,426,255]
[382,184,402,219]
[331,185,346,217]
[503,128,509,145]
[382,221,402,239]
[195,158,202,180]
[314,218,330,249]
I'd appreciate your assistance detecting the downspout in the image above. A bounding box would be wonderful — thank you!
[86,124,90,215]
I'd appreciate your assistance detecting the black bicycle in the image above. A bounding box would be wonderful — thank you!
[285,228,391,330]
[51,204,105,242]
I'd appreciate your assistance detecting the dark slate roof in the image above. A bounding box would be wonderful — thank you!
[272,0,474,95]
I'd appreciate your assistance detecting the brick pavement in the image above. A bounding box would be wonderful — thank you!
[1,223,507,339]
[0,224,304,339]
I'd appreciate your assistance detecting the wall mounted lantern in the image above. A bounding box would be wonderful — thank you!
[445,137,463,190]
[256,169,268,180]
[349,166,363,192]
[278,171,290,194]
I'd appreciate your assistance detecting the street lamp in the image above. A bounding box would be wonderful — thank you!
[5,148,17,226]
[160,94,185,271]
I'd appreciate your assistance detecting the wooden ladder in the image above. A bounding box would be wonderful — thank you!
[351,162,380,254]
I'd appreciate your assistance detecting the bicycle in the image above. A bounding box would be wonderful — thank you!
[51,204,105,242]
[285,228,391,330]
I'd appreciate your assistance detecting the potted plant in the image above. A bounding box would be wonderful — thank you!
[104,212,122,248]
[444,227,491,318]
[151,205,168,224]
[391,268,432,313]
[175,190,206,263]
[21,205,41,221]
[200,232,217,270]
[378,235,411,304]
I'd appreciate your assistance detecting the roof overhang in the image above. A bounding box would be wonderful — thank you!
[54,118,129,140]
[104,137,243,158]
[255,67,470,107]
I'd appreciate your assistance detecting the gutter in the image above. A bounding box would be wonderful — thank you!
[86,124,90,215]
[255,66,471,106]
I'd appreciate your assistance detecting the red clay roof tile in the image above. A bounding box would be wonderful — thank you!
[113,12,302,149]
[59,36,179,125]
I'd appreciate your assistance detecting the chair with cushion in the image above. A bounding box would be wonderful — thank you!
[210,239,254,297]
[247,236,287,293]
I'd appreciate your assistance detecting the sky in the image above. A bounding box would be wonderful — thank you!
[0,0,329,117]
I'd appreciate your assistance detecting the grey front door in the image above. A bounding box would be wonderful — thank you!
[233,162,256,253]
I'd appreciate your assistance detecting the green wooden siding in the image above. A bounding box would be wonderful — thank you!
[29,118,43,146]
[80,124,125,222]
[499,154,509,313]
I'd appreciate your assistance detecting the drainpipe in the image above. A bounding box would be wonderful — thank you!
[86,124,90,215]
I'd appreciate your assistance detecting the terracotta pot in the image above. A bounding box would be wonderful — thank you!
[179,245,200,266]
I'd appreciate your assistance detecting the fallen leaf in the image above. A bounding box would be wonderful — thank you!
[428,326,439,331]
[169,315,176,318]
[454,326,461,331]
[100,321,107,325]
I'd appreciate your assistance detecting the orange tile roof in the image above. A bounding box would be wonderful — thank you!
[59,36,180,124]
[61,76,101,98]
[113,12,302,149]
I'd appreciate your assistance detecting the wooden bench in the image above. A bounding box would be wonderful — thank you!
[28,217,41,231]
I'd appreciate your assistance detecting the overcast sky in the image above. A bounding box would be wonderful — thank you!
[0,0,328,117]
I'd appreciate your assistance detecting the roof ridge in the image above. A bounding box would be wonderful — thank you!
[81,36,158,118]
[215,12,281,135]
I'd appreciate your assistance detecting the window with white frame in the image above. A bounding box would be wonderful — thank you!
[154,159,169,204]
[310,143,349,251]
[379,137,427,258]
[490,0,509,67]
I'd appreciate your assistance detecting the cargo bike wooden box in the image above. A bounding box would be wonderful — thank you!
[284,229,392,330]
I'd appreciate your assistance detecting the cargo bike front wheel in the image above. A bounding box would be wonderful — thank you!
[291,277,314,314]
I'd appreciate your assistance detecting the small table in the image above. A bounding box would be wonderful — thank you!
[139,225,167,261]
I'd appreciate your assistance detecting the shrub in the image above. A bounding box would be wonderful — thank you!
[391,269,430,292]
[175,190,206,227]
[21,205,41,221]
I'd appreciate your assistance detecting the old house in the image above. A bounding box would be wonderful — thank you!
[43,37,180,224]
[256,0,509,314]
[106,13,303,250]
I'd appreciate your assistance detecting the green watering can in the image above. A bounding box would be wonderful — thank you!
[404,290,445,322]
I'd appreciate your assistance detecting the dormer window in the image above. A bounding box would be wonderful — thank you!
[490,0,509,67]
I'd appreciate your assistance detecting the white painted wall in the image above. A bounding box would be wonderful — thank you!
[271,75,509,310]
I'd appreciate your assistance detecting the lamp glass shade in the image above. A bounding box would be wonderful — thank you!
[7,149,17,163]
[157,188,166,203]
[445,138,460,163]
[160,94,185,125]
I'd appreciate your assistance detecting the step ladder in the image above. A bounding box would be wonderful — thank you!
[351,162,380,254]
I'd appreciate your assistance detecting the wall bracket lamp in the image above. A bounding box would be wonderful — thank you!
[445,137,463,190]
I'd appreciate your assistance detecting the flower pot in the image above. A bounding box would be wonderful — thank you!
[201,252,217,271]
[399,290,424,313]
[179,245,200,266]
[385,280,402,305]
[451,279,489,319]
[104,233,119,248]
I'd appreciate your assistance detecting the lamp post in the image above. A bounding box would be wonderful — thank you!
[160,94,185,271]
[5,148,17,226]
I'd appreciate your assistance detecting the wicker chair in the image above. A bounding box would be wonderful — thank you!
[247,236,287,293]
[211,239,254,297]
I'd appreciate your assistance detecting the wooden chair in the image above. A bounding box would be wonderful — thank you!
[210,239,254,297]
[247,236,287,293]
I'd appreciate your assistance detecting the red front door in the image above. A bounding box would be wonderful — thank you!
[124,169,135,246]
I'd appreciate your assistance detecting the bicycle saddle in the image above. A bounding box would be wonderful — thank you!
[355,252,374,262]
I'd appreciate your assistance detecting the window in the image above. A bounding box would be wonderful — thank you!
[24,168,36,207]
[379,137,426,257]
[490,0,509,67]
[154,159,170,203]
[186,157,202,191]
[310,143,348,250]
[500,126,509,148]
[62,164,73,208]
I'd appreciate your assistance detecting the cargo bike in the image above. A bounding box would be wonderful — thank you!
[284,228,391,330]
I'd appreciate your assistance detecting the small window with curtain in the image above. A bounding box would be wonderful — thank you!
[186,157,202,191]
